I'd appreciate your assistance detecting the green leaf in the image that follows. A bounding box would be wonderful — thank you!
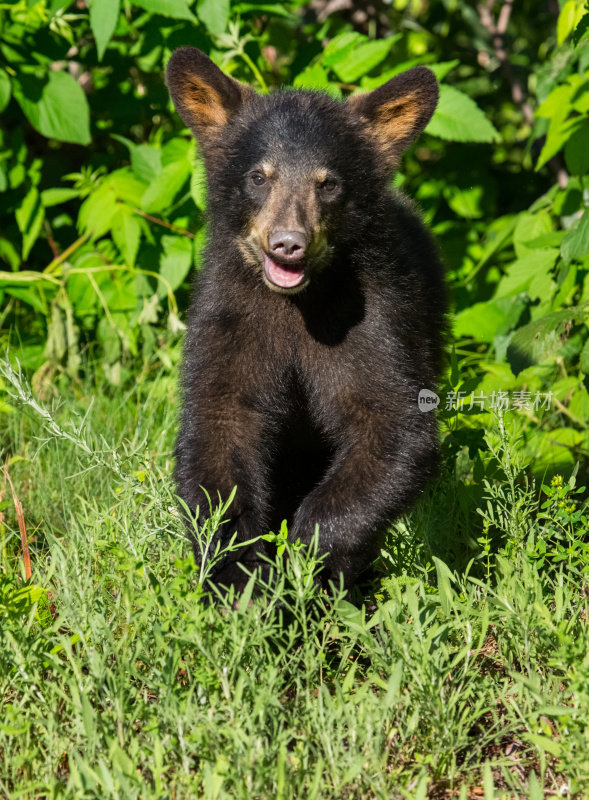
[4,286,47,314]
[426,85,500,143]
[77,196,111,240]
[97,317,121,363]
[580,338,589,374]
[453,296,526,342]
[508,305,589,368]
[433,557,455,615]
[111,171,147,204]
[569,383,589,419]
[112,207,142,266]
[564,124,589,174]
[536,114,585,170]
[12,70,91,145]
[0,238,20,271]
[529,427,585,470]
[132,145,162,184]
[528,771,544,800]
[158,234,193,296]
[101,275,137,312]
[535,76,589,169]
[331,37,398,83]
[427,60,459,81]
[513,210,552,257]
[526,231,564,249]
[142,160,191,214]
[67,258,102,314]
[293,64,341,97]
[557,0,586,44]
[482,762,494,800]
[78,189,116,239]
[16,187,45,259]
[537,81,574,118]
[553,260,577,307]
[233,3,296,18]
[561,210,589,263]
[79,169,145,238]
[197,0,229,33]
[161,136,191,165]
[112,135,162,183]
[0,67,11,113]
[524,733,562,757]
[41,188,80,206]
[134,0,196,20]
[359,62,421,90]
[90,0,120,60]
[495,249,558,299]
[336,598,368,636]
[443,183,487,218]
[322,32,363,68]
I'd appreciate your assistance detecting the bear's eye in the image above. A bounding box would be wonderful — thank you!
[251,173,266,187]
[320,178,338,193]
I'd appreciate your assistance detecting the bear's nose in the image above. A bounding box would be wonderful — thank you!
[269,230,307,262]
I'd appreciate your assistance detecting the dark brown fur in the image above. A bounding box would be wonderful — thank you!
[167,48,446,590]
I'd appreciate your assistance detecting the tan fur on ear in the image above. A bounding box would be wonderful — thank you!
[180,74,229,128]
[348,67,438,168]
[371,97,421,148]
[167,47,254,142]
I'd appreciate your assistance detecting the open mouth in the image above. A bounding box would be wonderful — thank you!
[263,252,307,290]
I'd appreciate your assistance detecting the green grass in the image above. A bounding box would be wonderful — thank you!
[1,359,588,799]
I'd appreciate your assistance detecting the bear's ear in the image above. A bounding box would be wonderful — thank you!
[348,67,438,165]
[167,47,254,142]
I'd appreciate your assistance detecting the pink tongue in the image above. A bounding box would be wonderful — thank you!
[263,252,305,288]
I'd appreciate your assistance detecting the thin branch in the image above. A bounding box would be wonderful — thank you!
[0,295,14,330]
[45,232,90,275]
[43,220,60,260]
[311,0,353,23]
[4,462,32,581]
[478,0,568,187]
[240,49,269,94]
[477,0,534,124]
[132,208,195,239]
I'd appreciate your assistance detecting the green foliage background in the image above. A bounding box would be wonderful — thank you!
[1,0,589,479]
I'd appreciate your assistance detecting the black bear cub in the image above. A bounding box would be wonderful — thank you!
[167,47,446,591]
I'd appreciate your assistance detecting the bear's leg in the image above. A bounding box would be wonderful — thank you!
[289,408,439,587]
[175,400,274,591]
